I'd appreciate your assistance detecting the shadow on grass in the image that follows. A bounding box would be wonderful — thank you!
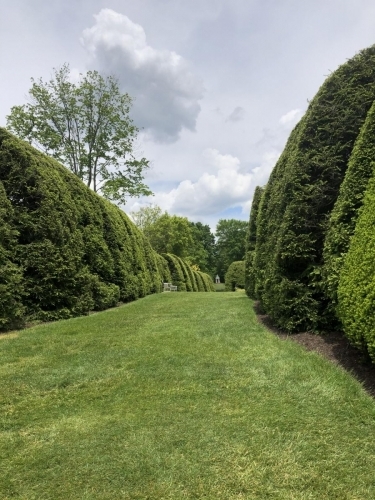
[254,301,375,398]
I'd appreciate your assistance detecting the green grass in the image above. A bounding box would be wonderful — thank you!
[1,292,375,499]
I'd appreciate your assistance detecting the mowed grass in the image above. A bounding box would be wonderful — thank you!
[1,293,375,499]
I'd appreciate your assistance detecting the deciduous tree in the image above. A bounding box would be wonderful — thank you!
[6,64,152,204]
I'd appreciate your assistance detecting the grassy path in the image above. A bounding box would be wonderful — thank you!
[1,292,375,499]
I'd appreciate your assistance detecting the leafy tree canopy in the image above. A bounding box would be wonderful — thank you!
[6,64,152,204]
[131,206,216,273]
[215,219,248,279]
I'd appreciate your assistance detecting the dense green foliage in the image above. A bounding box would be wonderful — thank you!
[215,219,247,279]
[225,261,245,291]
[0,130,215,329]
[337,172,375,361]
[322,100,375,322]
[0,128,162,327]
[245,186,264,298]
[162,253,214,292]
[0,182,24,329]
[131,206,216,275]
[252,45,375,332]
[6,64,151,204]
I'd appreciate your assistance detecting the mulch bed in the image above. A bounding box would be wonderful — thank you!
[254,301,375,398]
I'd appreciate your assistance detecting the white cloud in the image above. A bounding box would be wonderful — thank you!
[133,149,252,217]
[81,9,204,142]
[279,108,303,127]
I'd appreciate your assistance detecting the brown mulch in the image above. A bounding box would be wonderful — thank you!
[254,301,375,398]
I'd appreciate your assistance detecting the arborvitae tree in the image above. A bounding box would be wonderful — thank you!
[225,261,245,291]
[185,263,199,291]
[253,45,375,332]
[175,256,193,291]
[337,172,375,361]
[0,128,161,324]
[322,100,375,323]
[194,271,206,291]
[197,271,215,292]
[162,254,187,291]
[245,186,264,298]
[155,254,172,284]
[0,182,25,329]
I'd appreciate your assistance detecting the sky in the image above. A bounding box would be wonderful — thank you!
[2,0,375,230]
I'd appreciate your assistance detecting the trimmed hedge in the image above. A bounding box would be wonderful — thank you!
[175,256,193,291]
[322,100,375,322]
[337,172,375,361]
[194,271,206,292]
[162,253,214,292]
[252,45,375,332]
[198,271,215,292]
[225,261,245,291]
[156,254,172,285]
[245,186,264,298]
[162,253,187,291]
[0,181,25,329]
[0,128,162,326]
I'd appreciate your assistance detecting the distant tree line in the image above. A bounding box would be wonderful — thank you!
[130,205,248,280]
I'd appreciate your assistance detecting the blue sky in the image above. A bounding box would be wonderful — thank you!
[2,0,375,229]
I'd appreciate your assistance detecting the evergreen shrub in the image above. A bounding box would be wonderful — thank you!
[0,128,162,326]
[245,186,264,298]
[253,45,375,331]
[337,172,375,361]
[322,100,375,321]
[0,181,25,329]
[162,253,187,291]
[225,261,245,291]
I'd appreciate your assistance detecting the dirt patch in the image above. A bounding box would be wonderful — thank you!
[254,301,375,398]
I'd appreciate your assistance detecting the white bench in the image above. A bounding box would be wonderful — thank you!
[163,283,178,292]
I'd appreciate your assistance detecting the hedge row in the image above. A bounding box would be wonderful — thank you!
[225,261,245,291]
[162,253,214,292]
[337,171,375,361]
[0,128,164,328]
[322,100,375,322]
[247,45,375,332]
[245,186,264,298]
[0,130,217,330]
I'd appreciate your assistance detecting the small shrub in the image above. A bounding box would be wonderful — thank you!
[225,261,245,291]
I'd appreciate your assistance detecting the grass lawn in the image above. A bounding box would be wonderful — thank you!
[1,291,375,499]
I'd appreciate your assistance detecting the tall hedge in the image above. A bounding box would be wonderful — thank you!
[175,256,193,291]
[253,45,375,332]
[0,181,24,329]
[322,100,375,322]
[162,253,187,291]
[156,254,172,284]
[225,261,245,291]
[337,172,375,361]
[198,271,215,292]
[194,271,206,291]
[245,186,264,298]
[0,128,162,325]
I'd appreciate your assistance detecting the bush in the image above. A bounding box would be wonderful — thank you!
[0,128,162,326]
[253,45,375,331]
[322,100,375,323]
[338,172,375,361]
[162,253,187,291]
[194,271,206,291]
[245,186,264,298]
[225,261,245,291]
[0,182,25,330]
